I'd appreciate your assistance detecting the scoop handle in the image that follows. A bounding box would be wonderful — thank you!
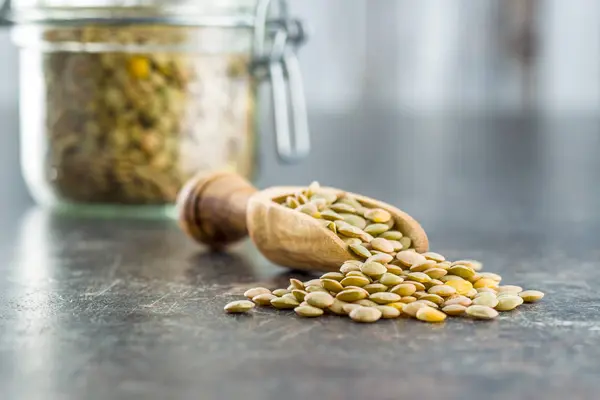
[177,171,258,249]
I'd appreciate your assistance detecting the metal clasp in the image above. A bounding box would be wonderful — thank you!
[0,0,11,26]
[253,0,310,164]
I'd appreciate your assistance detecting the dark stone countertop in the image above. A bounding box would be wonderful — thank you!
[1,114,600,400]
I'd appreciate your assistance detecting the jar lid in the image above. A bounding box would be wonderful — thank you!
[1,0,274,26]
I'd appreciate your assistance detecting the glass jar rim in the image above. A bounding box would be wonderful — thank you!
[1,0,278,27]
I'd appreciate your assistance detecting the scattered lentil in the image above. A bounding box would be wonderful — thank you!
[303,279,323,287]
[466,305,498,320]
[443,296,472,307]
[337,288,368,302]
[363,283,389,294]
[369,292,401,305]
[328,299,349,315]
[495,295,524,311]
[289,278,304,290]
[321,279,344,293]
[428,285,457,297]
[272,289,290,297]
[321,272,345,281]
[292,290,307,302]
[376,305,401,319]
[388,302,405,312]
[271,296,299,309]
[364,223,391,236]
[366,253,394,264]
[396,251,426,267]
[472,293,499,308]
[422,252,445,262]
[445,280,474,296]
[349,243,372,259]
[416,306,447,322]
[370,238,394,253]
[442,304,467,316]
[402,302,428,317]
[420,294,445,306]
[349,307,382,323]
[305,292,335,309]
[355,299,378,307]
[424,268,447,279]
[360,262,388,278]
[414,299,439,309]
[378,273,404,286]
[244,287,270,299]
[252,293,277,306]
[390,283,417,296]
[385,264,404,275]
[519,290,545,303]
[295,305,324,317]
[224,300,255,313]
[497,285,523,294]
[340,275,370,287]
[342,303,363,314]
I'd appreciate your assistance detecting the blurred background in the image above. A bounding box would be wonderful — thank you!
[0,0,599,229]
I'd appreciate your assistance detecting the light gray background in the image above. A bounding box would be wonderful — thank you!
[0,0,598,210]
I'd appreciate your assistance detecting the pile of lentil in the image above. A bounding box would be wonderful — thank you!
[224,182,545,323]
[225,254,544,323]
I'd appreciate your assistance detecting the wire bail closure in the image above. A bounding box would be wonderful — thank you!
[253,0,310,164]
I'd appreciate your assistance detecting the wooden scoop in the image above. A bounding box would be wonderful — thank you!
[177,171,429,273]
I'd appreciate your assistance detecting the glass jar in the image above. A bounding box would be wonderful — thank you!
[1,0,310,217]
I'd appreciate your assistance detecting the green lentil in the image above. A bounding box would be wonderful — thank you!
[495,295,524,311]
[340,275,370,287]
[364,223,391,236]
[389,283,417,296]
[466,305,498,319]
[271,296,300,309]
[519,290,545,303]
[224,300,255,313]
[355,299,378,307]
[442,304,467,316]
[375,305,401,319]
[327,298,349,315]
[379,230,403,240]
[378,273,404,286]
[244,287,271,299]
[295,305,324,317]
[360,261,388,277]
[321,279,344,293]
[337,288,368,302]
[369,292,401,304]
[320,272,345,281]
[291,290,307,302]
[428,285,457,297]
[416,306,447,322]
[472,293,499,308]
[252,293,277,306]
[305,292,335,308]
[363,283,389,294]
[349,306,382,323]
[349,243,372,259]
[289,278,304,290]
[272,289,290,297]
